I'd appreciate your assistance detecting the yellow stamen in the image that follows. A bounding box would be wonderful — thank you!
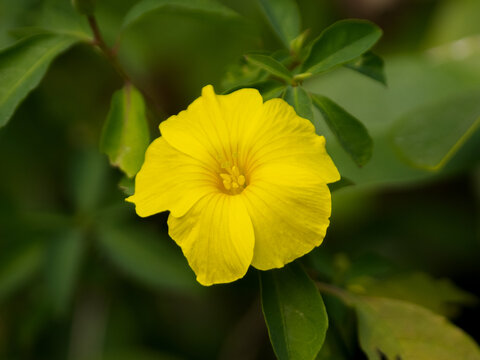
[219,163,246,194]
[238,175,245,186]
[223,179,232,190]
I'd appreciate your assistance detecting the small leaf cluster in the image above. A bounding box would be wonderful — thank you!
[260,253,480,360]
[223,0,385,168]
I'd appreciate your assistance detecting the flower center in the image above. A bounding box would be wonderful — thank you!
[219,162,246,194]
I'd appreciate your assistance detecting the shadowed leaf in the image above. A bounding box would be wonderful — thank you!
[123,0,239,29]
[100,85,150,178]
[0,34,78,128]
[354,296,480,360]
[345,51,386,85]
[284,85,313,121]
[312,94,373,166]
[245,54,293,83]
[392,90,480,171]
[261,263,328,360]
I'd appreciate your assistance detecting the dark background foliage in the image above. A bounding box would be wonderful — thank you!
[0,0,479,359]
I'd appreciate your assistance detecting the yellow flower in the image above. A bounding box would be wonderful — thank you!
[127,85,340,286]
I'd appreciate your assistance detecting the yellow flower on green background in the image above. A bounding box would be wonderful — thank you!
[127,85,340,286]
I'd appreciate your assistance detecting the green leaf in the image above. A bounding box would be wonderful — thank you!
[100,85,150,178]
[260,263,328,360]
[96,225,200,294]
[245,54,293,83]
[0,242,44,301]
[348,272,477,318]
[354,296,480,360]
[122,0,239,29]
[312,94,373,167]
[305,37,480,186]
[0,33,78,128]
[258,82,286,101]
[45,228,85,315]
[303,20,382,75]
[284,85,313,121]
[392,90,480,171]
[345,51,386,85]
[258,0,301,49]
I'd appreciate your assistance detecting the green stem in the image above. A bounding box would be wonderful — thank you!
[86,15,165,117]
[87,15,130,83]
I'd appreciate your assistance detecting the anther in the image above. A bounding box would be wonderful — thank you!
[219,164,246,194]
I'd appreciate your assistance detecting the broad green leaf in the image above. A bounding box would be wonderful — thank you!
[260,263,328,360]
[5,0,91,42]
[305,39,480,186]
[259,82,286,101]
[122,0,238,29]
[0,33,78,128]
[96,225,199,294]
[100,85,150,178]
[312,94,373,167]
[258,0,301,49]
[34,0,91,39]
[284,85,313,121]
[354,296,480,360]
[45,228,85,315]
[345,52,386,85]
[245,54,293,83]
[303,20,382,75]
[0,242,44,301]
[392,90,480,170]
[221,65,266,94]
[348,272,477,318]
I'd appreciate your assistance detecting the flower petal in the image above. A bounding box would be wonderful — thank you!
[127,137,218,218]
[168,192,255,285]
[240,97,339,270]
[243,182,332,270]
[246,98,340,185]
[159,85,264,168]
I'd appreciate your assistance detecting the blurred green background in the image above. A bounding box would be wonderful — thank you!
[0,0,479,359]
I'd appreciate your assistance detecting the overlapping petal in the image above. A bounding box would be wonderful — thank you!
[244,98,340,185]
[238,97,339,269]
[243,182,332,270]
[127,137,218,217]
[160,85,264,169]
[168,193,255,286]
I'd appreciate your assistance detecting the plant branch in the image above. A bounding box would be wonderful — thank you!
[87,15,130,83]
[86,15,165,118]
